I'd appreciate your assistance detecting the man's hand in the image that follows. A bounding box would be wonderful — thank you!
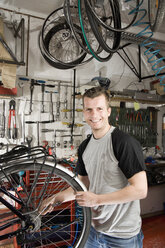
[39,194,61,215]
[75,191,99,207]
[38,187,76,215]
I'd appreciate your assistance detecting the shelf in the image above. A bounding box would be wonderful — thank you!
[110,90,165,105]
[76,90,165,105]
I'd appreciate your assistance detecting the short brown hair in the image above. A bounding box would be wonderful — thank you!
[82,86,111,108]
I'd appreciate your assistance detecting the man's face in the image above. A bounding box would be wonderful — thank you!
[83,95,111,132]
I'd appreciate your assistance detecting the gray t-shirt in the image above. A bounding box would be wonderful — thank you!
[82,126,142,238]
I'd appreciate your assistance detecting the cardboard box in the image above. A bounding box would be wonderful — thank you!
[150,79,165,96]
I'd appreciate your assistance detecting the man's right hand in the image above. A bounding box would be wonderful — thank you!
[38,194,61,215]
[38,186,76,215]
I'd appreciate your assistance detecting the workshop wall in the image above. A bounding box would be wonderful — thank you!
[0,8,164,158]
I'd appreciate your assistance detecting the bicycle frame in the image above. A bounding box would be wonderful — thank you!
[0,146,49,243]
[0,192,27,241]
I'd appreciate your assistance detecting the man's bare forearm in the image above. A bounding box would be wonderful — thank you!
[55,175,89,203]
[55,187,76,204]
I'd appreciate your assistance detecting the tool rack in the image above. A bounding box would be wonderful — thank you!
[109,107,157,147]
[0,75,84,159]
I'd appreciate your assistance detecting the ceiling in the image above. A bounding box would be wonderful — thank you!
[0,0,164,33]
[0,0,62,17]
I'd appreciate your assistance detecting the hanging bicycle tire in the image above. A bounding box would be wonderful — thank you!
[39,7,88,69]
[43,21,87,67]
[39,29,92,70]
[85,0,122,53]
[64,0,104,57]
[78,0,114,62]
[0,147,91,248]
[148,0,165,32]
[85,0,140,32]
[63,1,94,65]
[39,29,76,70]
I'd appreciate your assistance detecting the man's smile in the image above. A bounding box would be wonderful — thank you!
[90,119,101,123]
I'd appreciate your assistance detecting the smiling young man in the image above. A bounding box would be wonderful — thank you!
[75,86,147,248]
[39,86,147,248]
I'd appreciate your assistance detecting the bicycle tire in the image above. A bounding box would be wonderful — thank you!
[148,0,165,32]
[85,0,121,53]
[39,31,93,69]
[39,25,87,70]
[39,30,76,70]
[0,160,91,247]
[44,22,86,63]
[63,1,94,65]
[85,0,139,32]
[78,0,113,62]
[64,0,103,56]
[43,22,87,67]
[40,7,87,69]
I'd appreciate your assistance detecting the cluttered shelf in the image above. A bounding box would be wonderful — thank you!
[110,89,165,105]
[76,89,165,105]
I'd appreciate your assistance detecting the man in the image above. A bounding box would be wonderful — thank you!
[39,86,148,248]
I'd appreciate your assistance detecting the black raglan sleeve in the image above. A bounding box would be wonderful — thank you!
[75,136,91,176]
[112,128,146,179]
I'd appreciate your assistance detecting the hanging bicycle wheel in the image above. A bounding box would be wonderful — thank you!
[85,0,139,32]
[148,0,165,32]
[0,147,91,248]
[44,21,87,66]
[40,7,87,69]
[39,30,78,70]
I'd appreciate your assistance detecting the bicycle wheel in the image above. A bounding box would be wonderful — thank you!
[0,154,91,247]
[39,30,77,70]
[148,0,165,32]
[44,22,86,65]
[40,7,87,69]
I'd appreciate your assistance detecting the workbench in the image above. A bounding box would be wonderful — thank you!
[146,160,165,186]
[141,161,165,217]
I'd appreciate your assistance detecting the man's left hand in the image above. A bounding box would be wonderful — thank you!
[75,191,99,207]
